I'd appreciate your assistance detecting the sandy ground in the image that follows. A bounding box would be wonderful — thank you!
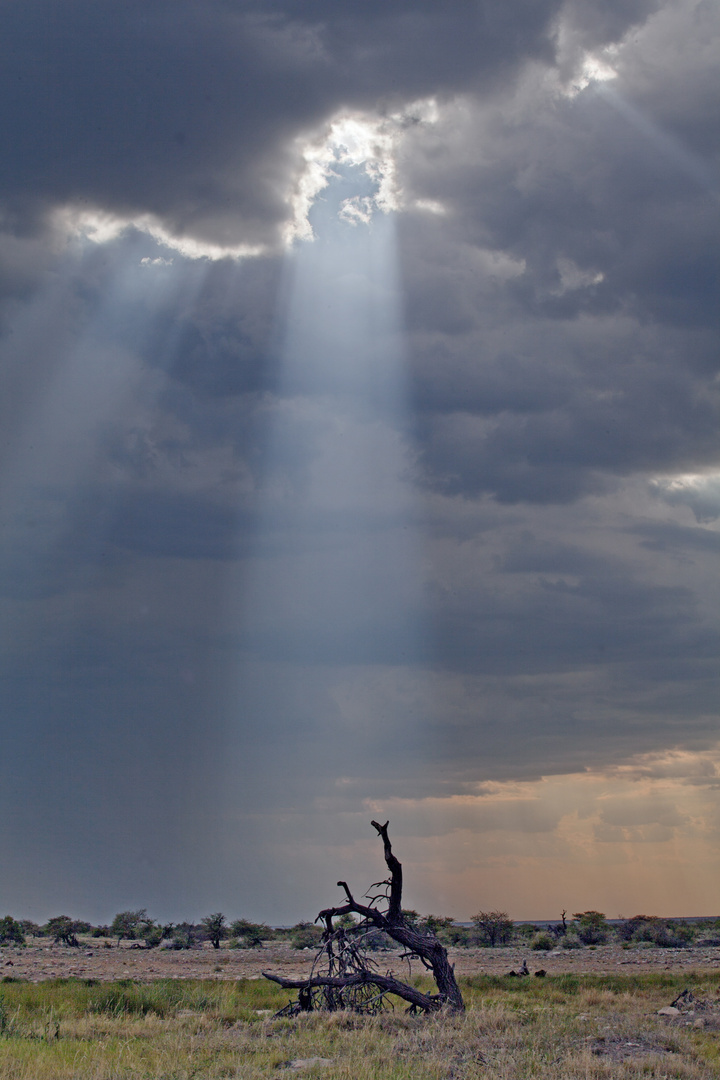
[3,940,720,983]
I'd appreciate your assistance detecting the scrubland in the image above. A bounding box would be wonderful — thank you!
[1,971,719,1079]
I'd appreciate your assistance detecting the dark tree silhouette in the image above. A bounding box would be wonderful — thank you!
[263,820,464,1014]
[471,910,514,947]
[201,913,228,949]
[45,916,80,947]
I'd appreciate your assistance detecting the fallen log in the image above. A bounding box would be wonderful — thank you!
[262,970,444,1013]
[263,820,464,1014]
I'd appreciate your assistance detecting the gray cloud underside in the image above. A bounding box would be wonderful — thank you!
[0,0,661,245]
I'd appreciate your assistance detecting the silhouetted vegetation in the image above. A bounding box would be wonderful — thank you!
[264,821,466,1013]
[471,910,514,946]
[0,917,25,946]
[287,921,324,950]
[168,922,198,950]
[572,911,609,945]
[2,907,718,955]
[616,915,693,948]
[44,917,82,947]
[229,919,274,948]
[201,913,228,949]
[110,910,147,946]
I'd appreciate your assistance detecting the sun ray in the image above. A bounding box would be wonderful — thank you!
[218,118,432,874]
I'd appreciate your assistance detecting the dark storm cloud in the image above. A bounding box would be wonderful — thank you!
[431,550,714,675]
[394,10,720,504]
[0,0,662,250]
[636,519,720,552]
[413,326,720,502]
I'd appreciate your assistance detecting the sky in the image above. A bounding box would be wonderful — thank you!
[0,0,719,926]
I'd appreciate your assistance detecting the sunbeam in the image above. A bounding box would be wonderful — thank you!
[594,83,718,196]
[0,233,212,601]
[0,231,228,913]
[217,132,433,917]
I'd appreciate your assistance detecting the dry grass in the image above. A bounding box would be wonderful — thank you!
[0,972,718,1078]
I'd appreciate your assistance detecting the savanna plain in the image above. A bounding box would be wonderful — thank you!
[1,936,720,1079]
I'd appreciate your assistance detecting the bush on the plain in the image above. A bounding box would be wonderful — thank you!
[572,911,609,945]
[44,916,81,946]
[201,913,228,949]
[289,922,323,950]
[0,917,25,946]
[616,916,690,948]
[531,932,555,951]
[471,911,514,947]
[229,918,272,948]
[110,910,147,945]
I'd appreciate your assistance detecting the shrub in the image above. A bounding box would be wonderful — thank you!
[666,920,695,946]
[289,922,323,949]
[0,916,25,946]
[110,910,147,945]
[169,923,197,949]
[531,932,555,951]
[355,927,394,951]
[44,916,81,946]
[616,916,689,948]
[443,925,474,947]
[572,911,609,945]
[419,915,457,945]
[229,918,272,948]
[139,922,164,949]
[201,913,228,949]
[471,911,514,947]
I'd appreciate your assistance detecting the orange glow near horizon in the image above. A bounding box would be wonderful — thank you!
[292,745,720,921]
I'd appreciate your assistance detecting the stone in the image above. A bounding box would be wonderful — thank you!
[657,1006,680,1016]
[287,1059,333,1070]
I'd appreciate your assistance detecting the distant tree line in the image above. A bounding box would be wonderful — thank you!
[0,912,318,951]
[1,910,718,951]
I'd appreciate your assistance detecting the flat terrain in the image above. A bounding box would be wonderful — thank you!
[1,967,720,1078]
[3,939,720,982]
[3,940,720,1077]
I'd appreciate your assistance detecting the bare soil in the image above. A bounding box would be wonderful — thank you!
[3,939,720,983]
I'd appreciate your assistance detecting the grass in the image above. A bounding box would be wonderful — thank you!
[0,972,718,1078]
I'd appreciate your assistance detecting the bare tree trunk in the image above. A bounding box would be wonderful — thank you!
[263,970,444,1014]
[263,820,465,1014]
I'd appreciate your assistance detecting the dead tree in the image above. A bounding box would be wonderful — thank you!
[263,820,464,1014]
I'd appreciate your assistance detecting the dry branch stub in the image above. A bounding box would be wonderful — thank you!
[263,820,465,1014]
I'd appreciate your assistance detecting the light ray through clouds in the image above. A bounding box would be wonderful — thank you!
[594,83,719,197]
[0,232,210,602]
[568,44,718,198]
[576,57,720,527]
[216,125,434,912]
[0,230,225,915]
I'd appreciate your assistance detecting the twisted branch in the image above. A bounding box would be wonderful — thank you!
[263,821,465,1014]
